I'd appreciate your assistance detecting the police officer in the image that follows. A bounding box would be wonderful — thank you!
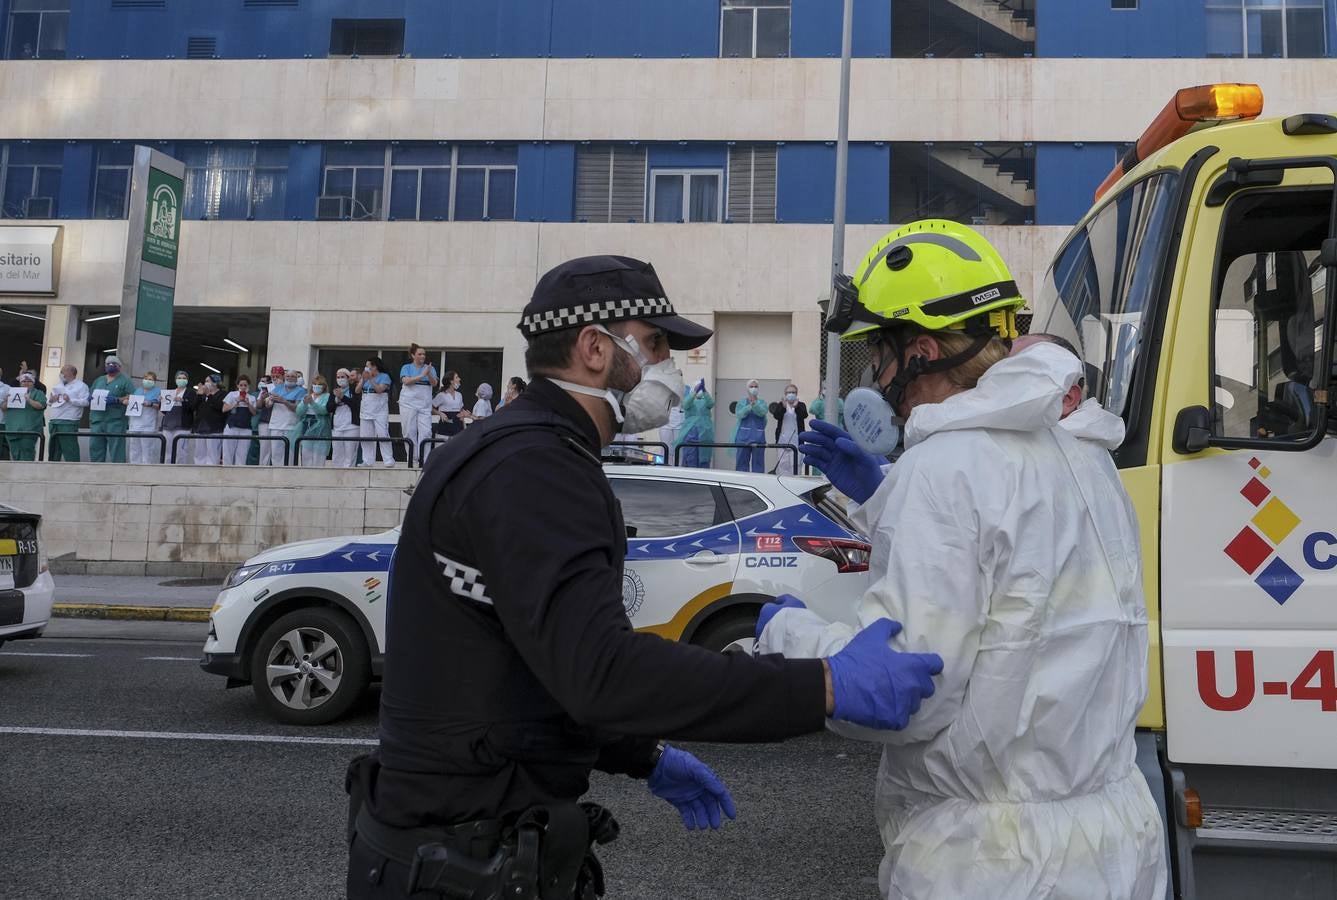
[347,256,944,899]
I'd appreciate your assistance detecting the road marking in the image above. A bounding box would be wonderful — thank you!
[141,656,200,662]
[0,651,91,658]
[0,726,377,747]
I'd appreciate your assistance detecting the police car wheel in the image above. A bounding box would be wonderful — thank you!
[249,607,370,725]
[691,609,760,655]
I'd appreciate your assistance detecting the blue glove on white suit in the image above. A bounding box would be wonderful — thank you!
[647,746,737,831]
[755,594,806,643]
[798,419,886,504]
[827,619,944,731]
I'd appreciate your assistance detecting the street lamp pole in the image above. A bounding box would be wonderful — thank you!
[821,0,855,423]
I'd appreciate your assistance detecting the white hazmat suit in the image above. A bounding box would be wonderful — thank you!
[760,344,1165,899]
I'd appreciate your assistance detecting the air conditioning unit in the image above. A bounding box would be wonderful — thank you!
[23,197,54,218]
[316,195,353,220]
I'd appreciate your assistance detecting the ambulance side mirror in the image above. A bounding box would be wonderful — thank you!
[1173,405,1212,454]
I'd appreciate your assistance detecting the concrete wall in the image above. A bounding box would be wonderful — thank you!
[0,462,415,577]
[5,58,1334,144]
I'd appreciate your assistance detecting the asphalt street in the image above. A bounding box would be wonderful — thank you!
[1,621,885,899]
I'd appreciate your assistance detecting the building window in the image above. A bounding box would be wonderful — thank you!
[180,144,289,221]
[322,144,387,220]
[94,144,134,219]
[720,0,790,58]
[0,143,61,219]
[726,145,777,223]
[650,170,723,223]
[5,0,68,60]
[327,144,517,222]
[453,147,517,222]
[574,145,648,223]
[891,0,1034,58]
[1207,0,1326,58]
[329,18,405,57]
[389,146,451,221]
[891,143,1034,227]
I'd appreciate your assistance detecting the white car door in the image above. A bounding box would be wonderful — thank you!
[607,474,742,630]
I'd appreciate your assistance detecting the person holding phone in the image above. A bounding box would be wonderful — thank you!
[221,375,257,465]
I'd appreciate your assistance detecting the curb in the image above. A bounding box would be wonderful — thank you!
[53,603,211,623]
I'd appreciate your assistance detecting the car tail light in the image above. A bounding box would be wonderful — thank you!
[793,536,871,573]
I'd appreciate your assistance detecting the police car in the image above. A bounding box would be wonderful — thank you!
[0,503,54,651]
[202,466,870,724]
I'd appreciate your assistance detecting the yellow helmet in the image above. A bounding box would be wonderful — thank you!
[828,220,1024,342]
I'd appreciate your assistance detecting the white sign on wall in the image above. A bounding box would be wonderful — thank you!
[0,225,61,296]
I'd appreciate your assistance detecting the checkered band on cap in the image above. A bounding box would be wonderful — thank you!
[520,296,674,337]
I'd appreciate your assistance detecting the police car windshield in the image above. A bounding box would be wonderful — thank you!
[1032,171,1181,418]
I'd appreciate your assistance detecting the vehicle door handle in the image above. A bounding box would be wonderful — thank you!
[685,552,728,565]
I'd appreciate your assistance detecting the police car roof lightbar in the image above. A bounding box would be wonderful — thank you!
[1094,83,1264,202]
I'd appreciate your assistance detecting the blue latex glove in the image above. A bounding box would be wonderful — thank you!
[827,618,944,731]
[798,418,886,505]
[755,594,806,643]
[647,746,737,831]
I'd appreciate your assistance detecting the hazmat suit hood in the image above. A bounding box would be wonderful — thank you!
[1061,397,1126,450]
[903,341,1083,449]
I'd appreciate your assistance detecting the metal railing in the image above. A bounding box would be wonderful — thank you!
[40,429,167,464]
[1,430,46,461]
[674,441,804,475]
[172,432,290,466]
[293,434,412,468]
[418,436,449,466]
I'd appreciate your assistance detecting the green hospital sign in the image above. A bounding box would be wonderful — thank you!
[142,166,183,270]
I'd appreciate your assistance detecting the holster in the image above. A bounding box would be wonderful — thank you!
[344,753,618,900]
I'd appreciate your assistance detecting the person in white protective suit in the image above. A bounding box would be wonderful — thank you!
[758,220,1166,899]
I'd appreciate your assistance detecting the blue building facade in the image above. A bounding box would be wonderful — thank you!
[0,1,1329,229]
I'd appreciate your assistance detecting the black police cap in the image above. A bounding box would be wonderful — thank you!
[519,255,712,351]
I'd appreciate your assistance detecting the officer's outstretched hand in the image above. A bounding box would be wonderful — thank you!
[826,618,944,731]
[647,746,737,831]
[755,593,806,643]
[799,419,886,505]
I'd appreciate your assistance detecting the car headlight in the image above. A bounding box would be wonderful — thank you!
[223,564,265,589]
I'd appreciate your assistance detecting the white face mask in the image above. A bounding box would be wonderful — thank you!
[552,326,684,434]
[845,387,902,456]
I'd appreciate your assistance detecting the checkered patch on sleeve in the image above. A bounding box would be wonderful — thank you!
[520,297,674,336]
[433,553,493,606]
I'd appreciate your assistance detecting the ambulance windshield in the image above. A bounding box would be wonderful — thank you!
[1033,171,1181,419]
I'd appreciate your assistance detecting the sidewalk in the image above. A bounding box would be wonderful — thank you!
[51,575,221,623]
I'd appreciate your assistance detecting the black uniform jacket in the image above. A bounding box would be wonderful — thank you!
[370,377,826,828]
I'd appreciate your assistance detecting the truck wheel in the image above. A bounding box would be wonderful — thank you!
[249,607,370,726]
[691,608,761,655]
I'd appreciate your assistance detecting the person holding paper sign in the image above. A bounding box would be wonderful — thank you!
[47,365,89,462]
[5,372,46,461]
[127,372,163,465]
[90,355,134,463]
[160,371,196,465]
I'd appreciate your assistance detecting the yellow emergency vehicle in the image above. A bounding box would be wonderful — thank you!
[1031,83,1337,898]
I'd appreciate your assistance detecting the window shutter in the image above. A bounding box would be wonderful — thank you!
[610,146,647,223]
[728,145,777,224]
[575,145,646,223]
[575,145,613,222]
